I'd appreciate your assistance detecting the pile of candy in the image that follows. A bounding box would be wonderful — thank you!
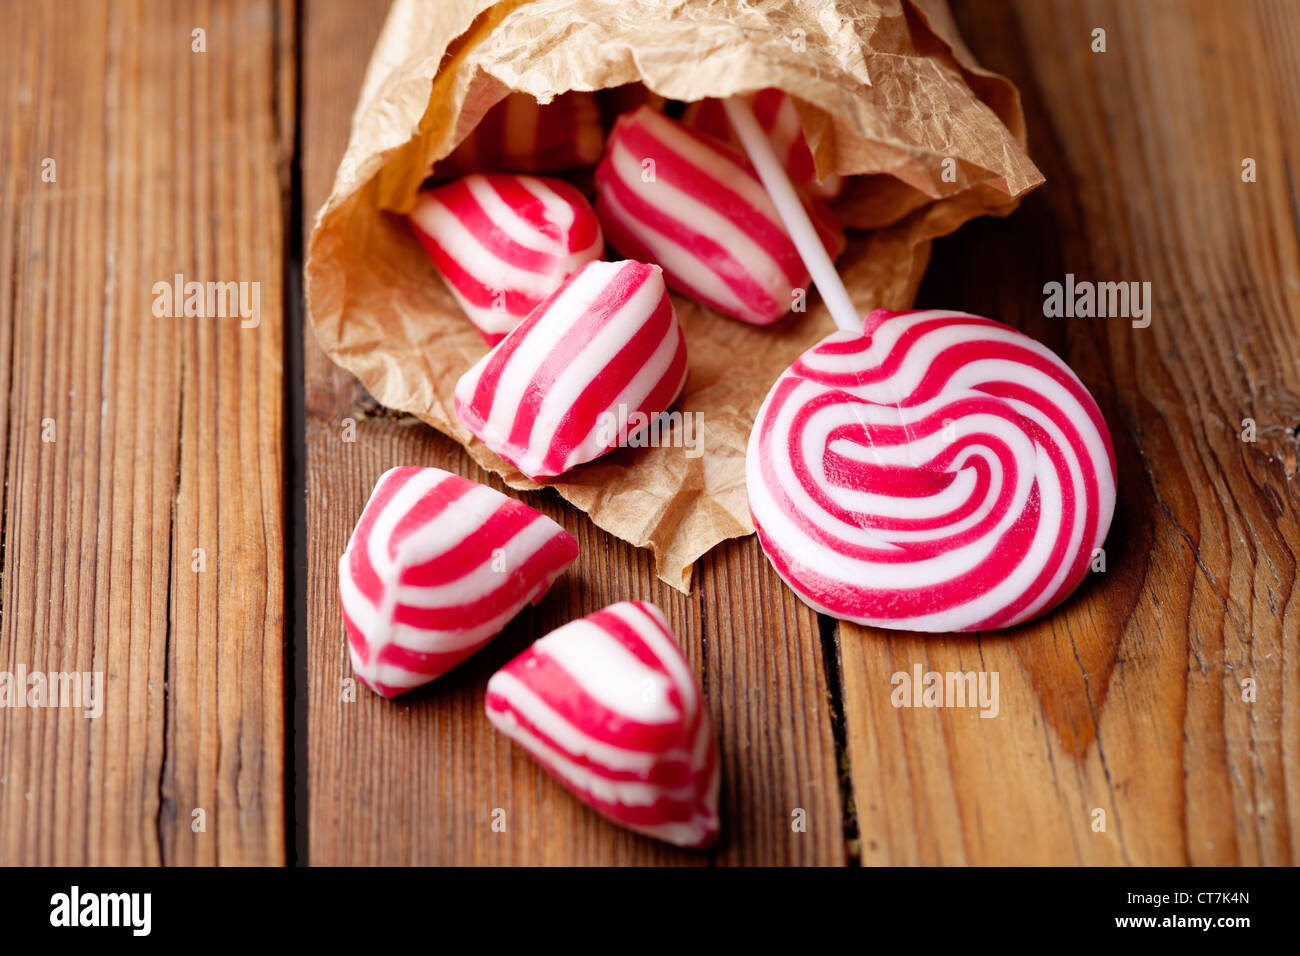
[335,89,1115,849]
[339,466,717,847]
[414,91,845,478]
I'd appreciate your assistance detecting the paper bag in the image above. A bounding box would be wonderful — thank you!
[305,0,1044,590]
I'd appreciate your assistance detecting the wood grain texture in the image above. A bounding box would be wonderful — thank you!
[300,0,845,865]
[836,0,1300,865]
[0,0,289,865]
[3,0,1295,868]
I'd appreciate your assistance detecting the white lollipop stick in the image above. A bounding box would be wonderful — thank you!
[722,96,860,334]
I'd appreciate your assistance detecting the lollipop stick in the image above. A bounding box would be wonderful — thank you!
[723,96,860,334]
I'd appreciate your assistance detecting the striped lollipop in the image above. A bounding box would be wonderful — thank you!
[595,106,844,326]
[339,466,578,698]
[747,309,1117,632]
[485,601,720,849]
[682,89,843,199]
[409,173,603,344]
[454,259,688,480]
[432,91,604,177]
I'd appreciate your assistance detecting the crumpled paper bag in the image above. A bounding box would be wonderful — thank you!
[305,0,1044,591]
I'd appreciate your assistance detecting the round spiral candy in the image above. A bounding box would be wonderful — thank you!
[746,309,1117,632]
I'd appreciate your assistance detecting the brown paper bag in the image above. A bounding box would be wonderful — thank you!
[305,0,1043,591]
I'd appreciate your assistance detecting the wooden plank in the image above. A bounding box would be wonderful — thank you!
[17,0,1288,870]
[837,0,1300,865]
[0,0,289,865]
[300,0,846,865]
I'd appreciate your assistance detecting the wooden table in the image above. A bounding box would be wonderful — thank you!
[1,0,1296,866]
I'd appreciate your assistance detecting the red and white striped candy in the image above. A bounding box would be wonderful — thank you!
[595,105,845,326]
[339,466,578,698]
[682,89,843,199]
[485,601,720,848]
[454,259,688,480]
[433,91,604,177]
[410,174,603,344]
[747,309,1117,632]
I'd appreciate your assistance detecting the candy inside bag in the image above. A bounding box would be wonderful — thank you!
[306,0,1043,590]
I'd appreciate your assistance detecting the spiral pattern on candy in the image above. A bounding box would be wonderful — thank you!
[682,89,843,199]
[595,106,844,326]
[485,601,720,848]
[454,260,688,480]
[409,173,602,344]
[340,466,578,697]
[747,309,1117,632]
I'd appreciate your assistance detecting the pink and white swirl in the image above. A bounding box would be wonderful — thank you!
[340,466,579,698]
[454,260,688,480]
[485,601,720,848]
[681,89,843,199]
[595,105,844,327]
[409,173,603,345]
[747,309,1117,632]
